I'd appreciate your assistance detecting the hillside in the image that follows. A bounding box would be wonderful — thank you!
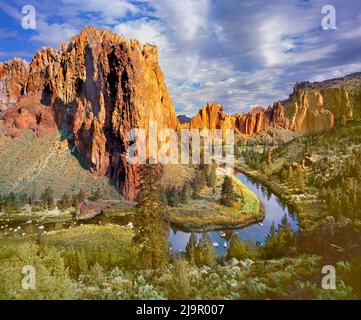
[0,26,179,201]
[0,129,120,199]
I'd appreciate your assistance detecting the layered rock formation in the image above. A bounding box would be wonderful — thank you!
[286,74,361,132]
[286,90,334,134]
[0,58,29,112]
[190,73,361,136]
[0,26,179,200]
[189,102,233,132]
[189,102,289,135]
[2,92,56,138]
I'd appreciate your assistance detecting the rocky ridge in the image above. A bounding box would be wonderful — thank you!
[189,73,361,135]
[0,58,29,112]
[0,26,179,200]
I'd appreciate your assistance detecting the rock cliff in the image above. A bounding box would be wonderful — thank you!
[0,26,179,200]
[190,73,361,135]
[189,102,289,135]
[286,74,361,133]
[0,58,29,112]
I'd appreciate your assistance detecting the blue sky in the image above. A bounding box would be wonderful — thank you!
[1,0,361,115]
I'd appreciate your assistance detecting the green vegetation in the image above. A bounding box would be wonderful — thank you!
[220,176,236,207]
[163,168,262,231]
[0,234,357,300]
[227,234,254,261]
[185,233,216,267]
[261,215,296,259]
[41,224,139,276]
[1,121,361,300]
[0,131,120,200]
[134,165,170,269]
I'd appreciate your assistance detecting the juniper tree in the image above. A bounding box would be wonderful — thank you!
[220,176,236,207]
[227,233,250,260]
[133,165,170,269]
[206,165,217,187]
[185,233,198,265]
[195,233,215,267]
[180,184,189,202]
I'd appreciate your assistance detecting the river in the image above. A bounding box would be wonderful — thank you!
[169,173,299,255]
[0,173,299,257]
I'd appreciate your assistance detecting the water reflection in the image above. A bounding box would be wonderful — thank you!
[169,173,299,256]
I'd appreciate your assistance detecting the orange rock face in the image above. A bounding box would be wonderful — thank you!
[0,58,29,112]
[190,102,289,135]
[189,102,233,132]
[189,74,361,136]
[0,26,179,200]
[287,90,334,134]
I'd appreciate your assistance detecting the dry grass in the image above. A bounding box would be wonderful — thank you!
[40,224,134,249]
[0,129,120,199]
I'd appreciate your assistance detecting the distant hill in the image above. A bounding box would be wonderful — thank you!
[177,114,192,124]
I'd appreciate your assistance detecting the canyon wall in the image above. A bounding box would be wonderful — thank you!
[286,74,361,133]
[0,58,29,112]
[189,101,289,135]
[0,26,179,200]
[190,73,361,135]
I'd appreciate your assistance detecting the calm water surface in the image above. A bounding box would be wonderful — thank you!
[0,173,299,256]
[169,173,299,255]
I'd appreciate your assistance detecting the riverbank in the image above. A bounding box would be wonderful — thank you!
[235,164,297,208]
[163,170,264,232]
[234,164,324,228]
[168,205,265,232]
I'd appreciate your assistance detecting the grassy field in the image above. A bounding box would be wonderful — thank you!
[164,169,263,231]
[37,224,138,274]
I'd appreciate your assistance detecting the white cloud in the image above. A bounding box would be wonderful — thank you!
[149,0,210,41]
[114,18,168,49]
[31,21,78,45]
[61,0,139,23]
[309,63,361,82]
[4,0,360,115]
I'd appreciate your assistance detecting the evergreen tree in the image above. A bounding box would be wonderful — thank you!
[133,165,169,269]
[287,166,294,181]
[167,187,179,207]
[92,188,102,200]
[220,176,236,207]
[185,233,198,265]
[227,234,250,260]
[266,221,276,243]
[206,165,217,187]
[77,188,86,203]
[294,167,306,192]
[262,217,295,259]
[40,187,54,209]
[197,169,207,189]
[195,233,215,266]
[280,167,287,183]
[180,184,189,202]
[58,193,71,210]
[192,176,201,199]
[212,187,217,196]
[266,148,272,170]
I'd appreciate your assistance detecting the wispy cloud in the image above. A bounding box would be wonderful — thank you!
[1,0,361,115]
